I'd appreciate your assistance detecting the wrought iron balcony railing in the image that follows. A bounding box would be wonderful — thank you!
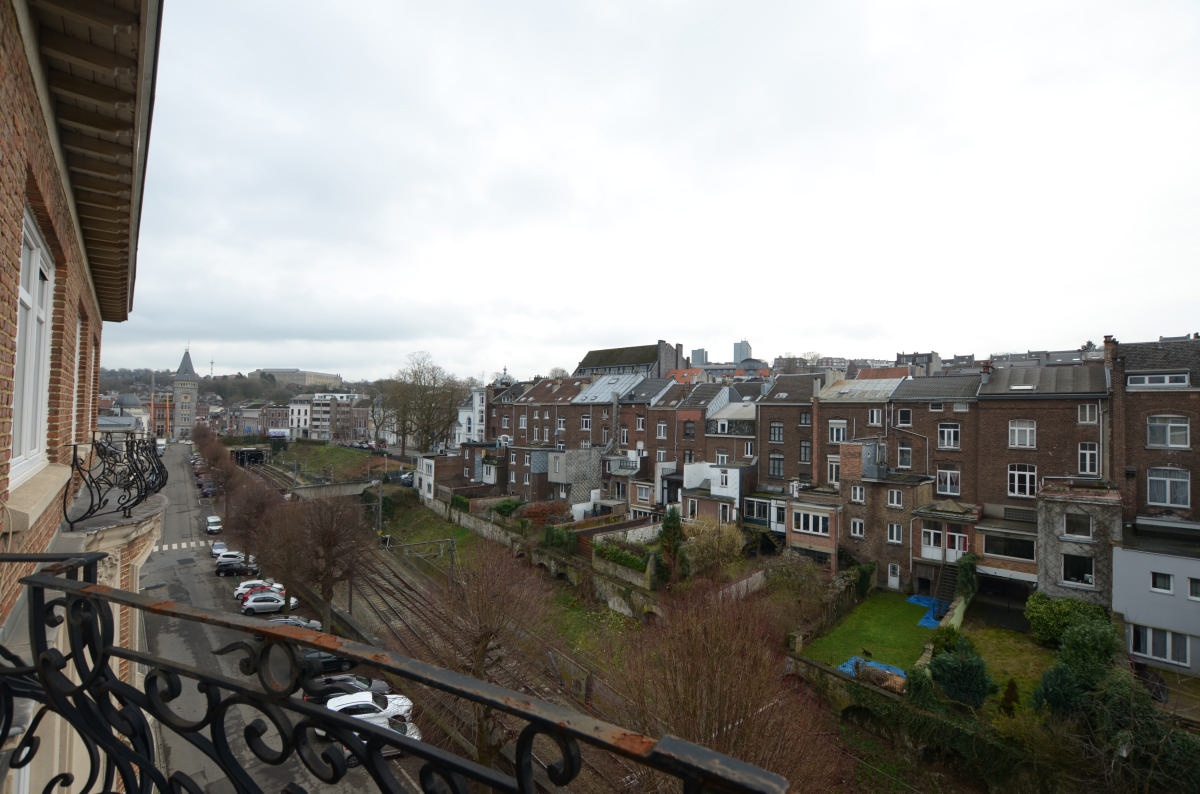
[63,431,169,530]
[0,552,788,793]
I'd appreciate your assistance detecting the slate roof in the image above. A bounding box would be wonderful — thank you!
[651,382,691,408]
[1117,336,1200,376]
[575,344,659,371]
[676,383,725,409]
[892,375,982,402]
[760,373,825,403]
[978,363,1108,397]
[517,377,590,405]
[620,377,674,405]
[817,378,906,403]
[176,350,199,380]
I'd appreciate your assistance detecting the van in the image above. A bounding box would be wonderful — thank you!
[205,515,223,534]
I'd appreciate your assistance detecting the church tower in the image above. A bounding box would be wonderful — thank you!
[172,349,200,439]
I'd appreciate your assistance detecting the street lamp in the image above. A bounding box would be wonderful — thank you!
[371,479,382,537]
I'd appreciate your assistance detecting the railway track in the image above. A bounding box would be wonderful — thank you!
[351,546,638,790]
[243,465,636,788]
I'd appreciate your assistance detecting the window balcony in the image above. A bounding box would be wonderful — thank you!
[0,552,786,793]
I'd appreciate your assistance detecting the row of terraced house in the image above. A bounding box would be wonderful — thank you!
[419,335,1200,677]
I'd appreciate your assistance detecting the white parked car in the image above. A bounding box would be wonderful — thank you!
[214,551,255,566]
[269,615,322,631]
[233,580,283,600]
[241,591,292,615]
[205,515,223,534]
[326,691,414,727]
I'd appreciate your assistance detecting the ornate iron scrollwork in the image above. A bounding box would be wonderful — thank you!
[63,432,169,529]
[0,554,788,793]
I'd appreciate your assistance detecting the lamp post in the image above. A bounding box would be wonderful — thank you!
[371,479,382,537]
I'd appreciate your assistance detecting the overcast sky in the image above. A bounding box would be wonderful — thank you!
[100,1,1200,384]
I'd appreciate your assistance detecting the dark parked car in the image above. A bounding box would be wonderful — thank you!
[300,648,355,675]
[216,560,260,577]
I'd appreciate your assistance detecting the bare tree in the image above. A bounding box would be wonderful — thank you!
[363,378,399,444]
[258,496,374,630]
[437,542,553,767]
[396,352,468,454]
[611,590,848,790]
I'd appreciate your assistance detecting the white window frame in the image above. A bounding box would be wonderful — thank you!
[656,420,667,439]
[1131,624,1189,666]
[799,411,811,426]
[1008,463,1037,497]
[887,523,903,544]
[1148,467,1190,508]
[1062,553,1094,586]
[13,210,55,487]
[897,442,912,470]
[850,518,865,538]
[716,452,729,466]
[828,420,847,443]
[1151,571,1174,594]
[938,423,960,450]
[1189,578,1200,601]
[1078,442,1099,475]
[1128,373,1189,387]
[744,441,754,457]
[620,427,629,445]
[1009,419,1036,448]
[799,441,812,463]
[1147,415,1190,449]
[868,408,882,426]
[519,415,527,429]
[769,421,784,442]
[581,415,591,430]
[793,511,830,536]
[636,416,645,431]
[656,449,666,463]
[827,456,840,486]
[896,408,912,427]
[936,469,961,496]
[636,484,651,503]
[1078,403,1098,424]
[850,485,865,504]
[887,489,902,508]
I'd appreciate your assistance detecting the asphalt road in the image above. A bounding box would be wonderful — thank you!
[139,442,402,792]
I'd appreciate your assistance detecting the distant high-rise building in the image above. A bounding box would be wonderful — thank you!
[691,348,708,365]
[734,340,752,362]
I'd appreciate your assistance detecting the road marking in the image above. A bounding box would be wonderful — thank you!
[152,540,220,553]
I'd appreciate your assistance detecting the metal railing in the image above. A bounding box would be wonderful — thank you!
[63,431,169,530]
[0,552,788,793]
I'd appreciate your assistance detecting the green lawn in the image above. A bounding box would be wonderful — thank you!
[959,616,1056,713]
[803,591,934,671]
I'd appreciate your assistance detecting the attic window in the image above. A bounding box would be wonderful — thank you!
[1009,384,1036,391]
[1128,373,1189,387]
[775,392,789,399]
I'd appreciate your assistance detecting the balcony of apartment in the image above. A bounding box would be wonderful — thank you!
[0,551,786,792]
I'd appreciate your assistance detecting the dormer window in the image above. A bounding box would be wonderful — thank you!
[1128,372,1189,387]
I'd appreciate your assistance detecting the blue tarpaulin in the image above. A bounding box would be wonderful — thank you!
[838,655,907,678]
[907,594,945,628]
